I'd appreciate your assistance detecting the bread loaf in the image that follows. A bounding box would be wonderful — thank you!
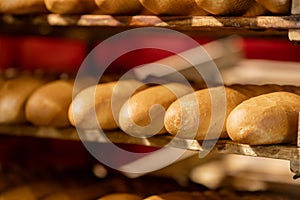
[0,0,47,14]
[45,0,97,14]
[25,80,73,127]
[98,193,142,200]
[243,1,267,16]
[164,87,248,140]
[69,80,147,130]
[256,0,291,14]
[0,76,45,124]
[139,0,208,15]
[119,83,193,136]
[227,92,300,145]
[195,0,255,15]
[94,0,143,14]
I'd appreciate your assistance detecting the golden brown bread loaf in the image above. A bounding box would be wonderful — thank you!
[139,0,209,15]
[25,80,73,127]
[69,80,147,130]
[195,0,255,15]
[45,0,97,14]
[119,83,193,136]
[94,0,143,14]
[0,76,45,124]
[98,193,142,200]
[164,87,248,140]
[0,0,47,14]
[226,91,300,145]
[256,0,291,14]
[243,1,267,16]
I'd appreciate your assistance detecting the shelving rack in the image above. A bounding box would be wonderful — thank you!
[0,0,300,181]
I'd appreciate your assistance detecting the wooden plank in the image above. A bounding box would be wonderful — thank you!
[33,15,300,29]
[289,0,300,41]
[1,14,300,29]
[0,125,299,162]
[217,140,300,161]
[292,0,300,14]
[43,15,300,29]
[0,125,79,140]
[0,125,201,150]
[0,14,292,40]
[288,29,300,41]
[298,112,300,148]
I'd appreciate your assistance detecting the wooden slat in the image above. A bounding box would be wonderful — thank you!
[0,125,79,140]
[288,29,300,41]
[292,0,300,14]
[1,14,294,40]
[0,125,299,162]
[0,125,200,150]
[1,14,300,29]
[217,140,300,161]
[298,112,300,148]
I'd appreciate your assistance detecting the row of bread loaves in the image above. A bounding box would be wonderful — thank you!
[0,0,143,14]
[0,76,185,130]
[164,84,300,145]
[0,75,73,127]
[1,75,300,146]
[69,80,193,134]
[71,80,300,146]
[0,0,291,15]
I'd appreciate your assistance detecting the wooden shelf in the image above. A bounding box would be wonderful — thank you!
[217,140,300,161]
[0,124,299,160]
[1,14,299,40]
[1,14,300,29]
[0,124,199,149]
[1,124,299,177]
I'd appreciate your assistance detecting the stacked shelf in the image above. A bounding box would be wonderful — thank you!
[1,1,300,182]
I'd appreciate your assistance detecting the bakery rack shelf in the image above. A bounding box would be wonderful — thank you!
[1,14,300,41]
[0,124,299,158]
[0,124,199,149]
[1,1,300,182]
[0,124,299,178]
